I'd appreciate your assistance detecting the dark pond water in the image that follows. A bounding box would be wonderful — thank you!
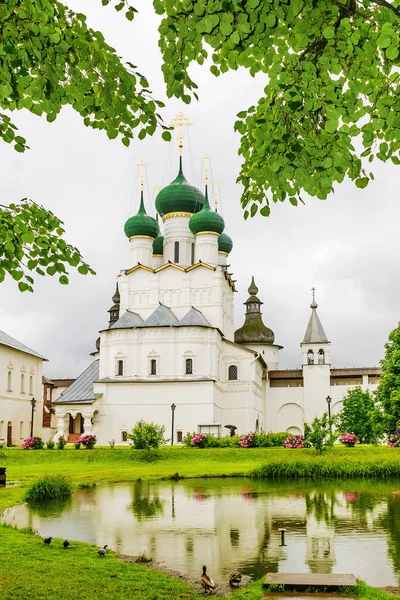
[3,478,400,586]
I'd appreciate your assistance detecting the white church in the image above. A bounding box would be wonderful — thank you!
[51,149,381,445]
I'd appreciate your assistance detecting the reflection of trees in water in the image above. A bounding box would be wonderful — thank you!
[379,495,400,581]
[305,491,337,525]
[130,482,164,521]
[28,496,72,518]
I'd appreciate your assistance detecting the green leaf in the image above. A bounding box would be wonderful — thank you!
[323,27,335,40]
[355,177,369,189]
[162,131,172,141]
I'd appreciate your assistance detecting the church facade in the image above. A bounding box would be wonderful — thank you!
[53,157,380,445]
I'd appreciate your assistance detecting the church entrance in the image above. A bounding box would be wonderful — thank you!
[69,414,84,435]
[7,422,12,447]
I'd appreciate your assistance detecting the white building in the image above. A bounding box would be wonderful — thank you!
[0,330,45,446]
[52,157,380,444]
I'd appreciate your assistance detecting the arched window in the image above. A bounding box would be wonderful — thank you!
[20,421,24,440]
[20,374,25,393]
[7,371,12,391]
[318,349,325,365]
[122,431,128,442]
[185,358,193,375]
[117,360,124,376]
[29,376,33,395]
[255,418,260,432]
[307,350,314,365]
[228,365,238,380]
[191,243,195,265]
[150,359,157,375]
[174,241,180,263]
[0,421,4,439]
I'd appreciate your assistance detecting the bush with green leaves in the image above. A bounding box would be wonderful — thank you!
[338,387,377,444]
[56,435,66,450]
[128,420,167,457]
[46,440,55,450]
[374,322,400,435]
[182,431,287,448]
[305,413,338,454]
[24,475,72,501]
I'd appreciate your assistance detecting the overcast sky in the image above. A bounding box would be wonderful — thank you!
[1,1,399,378]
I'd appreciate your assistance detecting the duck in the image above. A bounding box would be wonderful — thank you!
[98,545,108,557]
[43,537,52,545]
[63,540,70,549]
[200,565,216,594]
[229,571,243,587]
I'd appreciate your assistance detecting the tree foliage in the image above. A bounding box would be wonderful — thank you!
[0,199,95,290]
[375,322,400,434]
[304,412,337,453]
[337,386,377,443]
[155,0,400,216]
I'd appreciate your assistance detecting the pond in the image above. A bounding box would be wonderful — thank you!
[3,478,400,586]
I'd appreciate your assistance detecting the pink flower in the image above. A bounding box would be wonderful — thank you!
[340,433,357,444]
[284,435,304,449]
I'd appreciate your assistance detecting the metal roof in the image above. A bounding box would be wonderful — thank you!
[110,310,143,329]
[141,304,179,327]
[177,307,212,328]
[53,360,100,404]
[302,308,329,344]
[0,330,46,360]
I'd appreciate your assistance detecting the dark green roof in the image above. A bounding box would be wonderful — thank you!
[124,191,158,240]
[218,232,233,254]
[153,235,164,255]
[156,157,205,217]
[189,186,225,235]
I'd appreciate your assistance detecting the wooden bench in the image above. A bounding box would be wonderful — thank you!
[263,573,357,591]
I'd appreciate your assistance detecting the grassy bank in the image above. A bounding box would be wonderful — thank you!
[1,446,400,599]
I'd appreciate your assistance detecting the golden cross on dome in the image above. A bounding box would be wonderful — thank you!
[153,184,160,194]
[137,160,148,190]
[170,113,192,156]
[213,180,221,211]
[311,287,316,302]
[203,153,211,184]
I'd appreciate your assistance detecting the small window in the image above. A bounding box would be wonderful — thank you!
[150,359,157,375]
[174,241,179,263]
[29,375,33,395]
[20,421,24,440]
[199,425,220,436]
[20,374,25,394]
[117,360,124,376]
[318,349,325,365]
[7,371,12,391]
[307,350,314,365]
[228,365,238,380]
[177,431,183,443]
[191,243,195,265]
[122,431,128,442]
[186,358,193,375]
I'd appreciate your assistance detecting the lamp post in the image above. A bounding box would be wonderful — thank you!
[171,403,176,446]
[326,395,332,420]
[30,397,36,437]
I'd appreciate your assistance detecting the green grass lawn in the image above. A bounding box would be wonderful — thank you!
[1,445,400,599]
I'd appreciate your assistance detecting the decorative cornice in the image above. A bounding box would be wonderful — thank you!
[162,211,193,221]
[129,235,155,241]
[194,231,220,237]
[185,262,215,272]
[154,262,185,272]
[218,251,229,255]
[125,264,154,275]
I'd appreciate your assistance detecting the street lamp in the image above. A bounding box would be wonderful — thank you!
[326,395,332,420]
[171,403,176,446]
[30,397,36,437]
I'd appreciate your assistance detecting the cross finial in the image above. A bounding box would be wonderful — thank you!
[169,113,192,156]
[213,180,221,211]
[153,184,160,194]
[310,287,318,309]
[137,160,148,190]
[203,153,211,185]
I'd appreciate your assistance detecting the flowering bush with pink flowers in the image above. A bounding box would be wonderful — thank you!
[191,434,207,448]
[284,434,304,449]
[340,433,357,444]
[238,432,256,448]
[386,434,399,448]
[23,436,44,450]
[77,433,97,449]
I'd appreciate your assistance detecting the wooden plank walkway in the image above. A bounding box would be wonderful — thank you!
[263,595,359,600]
[263,573,357,590]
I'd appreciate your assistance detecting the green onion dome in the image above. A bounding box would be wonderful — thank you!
[218,232,233,254]
[153,235,164,255]
[124,191,158,240]
[189,186,225,236]
[156,157,205,217]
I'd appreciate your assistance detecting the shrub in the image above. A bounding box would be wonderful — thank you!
[340,433,358,444]
[46,440,55,450]
[75,442,81,450]
[191,433,207,448]
[305,412,338,453]
[108,439,116,448]
[128,420,167,458]
[22,436,44,450]
[284,434,304,448]
[24,475,72,501]
[77,434,96,449]
[56,436,66,450]
[239,432,256,448]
